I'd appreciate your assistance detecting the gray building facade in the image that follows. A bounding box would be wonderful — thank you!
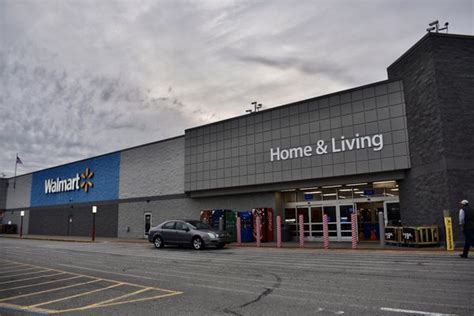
[1,32,472,242]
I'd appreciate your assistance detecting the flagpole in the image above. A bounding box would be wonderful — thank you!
[13,153,18,189]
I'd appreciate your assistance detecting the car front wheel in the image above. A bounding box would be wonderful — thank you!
[153,236,164,249]
[192,237,204,250]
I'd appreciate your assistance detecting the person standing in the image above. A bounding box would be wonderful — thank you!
[459,200,474,258]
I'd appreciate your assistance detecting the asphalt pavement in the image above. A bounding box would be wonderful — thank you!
[0,238,472,315]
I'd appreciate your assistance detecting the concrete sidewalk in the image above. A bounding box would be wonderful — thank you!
[0,233,452,251]
[0,233,148,244]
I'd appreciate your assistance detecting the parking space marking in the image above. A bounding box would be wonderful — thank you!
[0,302,54,314]
[0,263,28,271]
[0,268,51,279]
[86,287,151,306]
[0,275,84,292]
[0,279,102,303]
[54,291,183,314]
[0,272,66,285]
[0,266,41,274]
[0,259,183,314]
[29,283,123,308]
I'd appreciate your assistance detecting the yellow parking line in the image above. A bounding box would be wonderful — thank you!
[51,291,183,314]
[0,275,84,292]
[0,266,37,273]
[0,302,56,314]
[0,263,28,269]
[81,291,184,309]
[0,279,103,302]
[1,260,179,294]
[0,272,66,285]
[30,283,124,308]
[90,287,152,306]
[0,269,51,279]
[0,259,184,313]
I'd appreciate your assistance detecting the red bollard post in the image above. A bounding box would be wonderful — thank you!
[256,215,261,247]
[277,215,282,248]
[323,214,329,249]
[351,213,358,249]
[299,214,304,248]
[236,216,242,246]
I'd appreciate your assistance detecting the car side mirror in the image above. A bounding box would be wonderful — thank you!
[184,227,190,232]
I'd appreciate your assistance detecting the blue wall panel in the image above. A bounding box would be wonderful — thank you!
[31,153,120,207]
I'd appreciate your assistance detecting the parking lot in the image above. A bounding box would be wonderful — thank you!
[0,258,182,314]
[0,237,473,315]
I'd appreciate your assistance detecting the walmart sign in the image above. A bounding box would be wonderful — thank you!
[44,168,94,194]
[31,153,120,207]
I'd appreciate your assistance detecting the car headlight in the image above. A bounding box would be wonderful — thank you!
[207,233,217,239]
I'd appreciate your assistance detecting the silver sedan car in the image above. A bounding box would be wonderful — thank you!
[148,220,230,250]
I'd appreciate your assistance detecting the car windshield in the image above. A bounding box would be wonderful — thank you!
[187,221,210,230]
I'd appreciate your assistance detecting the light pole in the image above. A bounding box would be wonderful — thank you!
[92,206,97,241]
[246,101,263,114]
[20,211,25,238]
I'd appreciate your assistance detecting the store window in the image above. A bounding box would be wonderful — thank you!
[282,180,399,203]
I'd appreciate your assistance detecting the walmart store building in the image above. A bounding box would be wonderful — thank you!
[0,33,473,241]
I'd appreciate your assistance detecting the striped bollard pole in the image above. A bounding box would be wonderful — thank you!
[323,214,329,249]
[351,213,358,249]
[277,215,282,248]
[299,214,304,248]
[236,216,242,246]
[256,215,261,247]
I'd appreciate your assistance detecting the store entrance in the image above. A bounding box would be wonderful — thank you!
[356,202,383,241]
[285,204,355,241]
[356,201,401,241]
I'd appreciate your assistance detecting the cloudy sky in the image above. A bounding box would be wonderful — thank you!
[1,0,472,177]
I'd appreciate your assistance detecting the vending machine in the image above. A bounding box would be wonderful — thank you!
[200,210,213,229]
[224,210,237,242]
[252,208,274,242]
[239,211,254,242]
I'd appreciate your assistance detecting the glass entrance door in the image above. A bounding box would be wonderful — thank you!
[339,204,355,240]
[286,204,355,241]
[286,206,322,240]
[323,206,338,240]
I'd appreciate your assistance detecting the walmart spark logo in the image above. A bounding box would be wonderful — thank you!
[80,168,94,193]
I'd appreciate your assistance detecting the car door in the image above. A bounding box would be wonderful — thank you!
[160,221,177,244]
[175,221,192,245]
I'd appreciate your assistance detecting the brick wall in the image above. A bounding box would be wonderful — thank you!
[388,33,474,235]
[29,204,118,237]
[6,174,32,209]
[118,192,276,238]
[119,136,185,198]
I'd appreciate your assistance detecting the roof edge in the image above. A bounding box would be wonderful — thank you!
[7,135,185,179]
[387,32,474,71]
[185,78,402,132]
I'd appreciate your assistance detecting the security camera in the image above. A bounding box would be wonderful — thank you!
[426,27,435,32]
[429,20,439,26]
[444,22,449,26]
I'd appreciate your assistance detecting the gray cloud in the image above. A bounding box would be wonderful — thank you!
[0,0,472,176]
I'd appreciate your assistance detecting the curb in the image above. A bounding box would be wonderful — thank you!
[0,234,149,244]
[0,235,95,243]
[0,235,460,252]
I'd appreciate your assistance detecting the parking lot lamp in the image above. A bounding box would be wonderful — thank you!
[20,211,25,238]
[92,206,97,241]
